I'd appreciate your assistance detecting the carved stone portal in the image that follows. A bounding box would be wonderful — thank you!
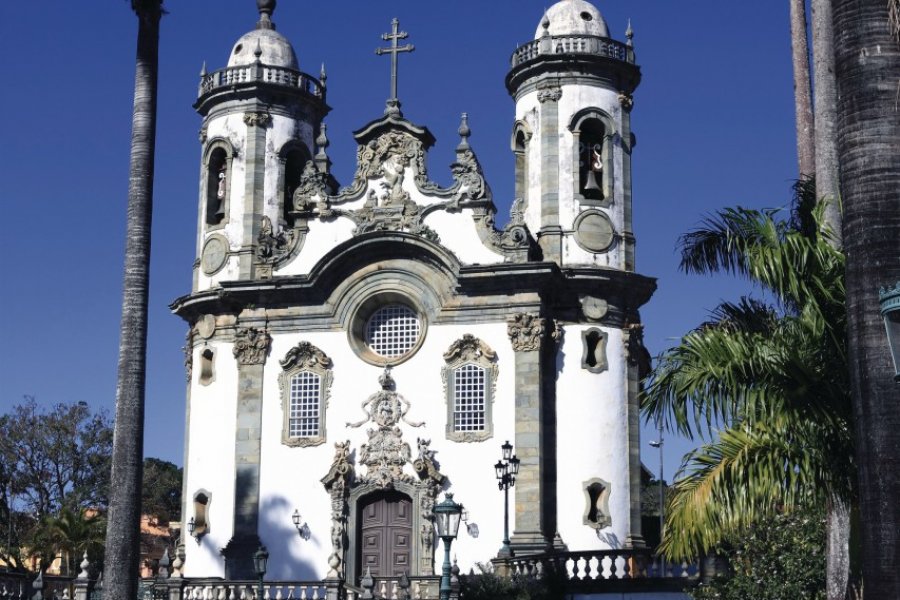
[323,371,445,581]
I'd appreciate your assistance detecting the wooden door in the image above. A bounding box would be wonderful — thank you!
[358,491,413,578]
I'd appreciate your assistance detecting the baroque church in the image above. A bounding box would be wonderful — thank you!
[173,0,654,583]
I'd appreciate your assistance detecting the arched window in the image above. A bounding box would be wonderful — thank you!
[278,341,333,447]
[280,143,311,227]
[442,335,498,443]
[511,121,532,204]
[569,109,615,207]
[203,139,234,228]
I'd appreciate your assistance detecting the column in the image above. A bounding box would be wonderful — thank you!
[240,111,270,278]
[537,85,562,264]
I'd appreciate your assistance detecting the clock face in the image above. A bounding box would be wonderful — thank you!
[201,236,228,275]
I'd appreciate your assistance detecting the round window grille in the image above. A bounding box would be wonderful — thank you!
[365,305,421,358]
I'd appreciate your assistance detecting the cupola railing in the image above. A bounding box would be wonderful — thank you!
[198,64,325,99]
[511,34,633,67]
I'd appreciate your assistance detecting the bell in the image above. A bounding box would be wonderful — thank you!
[583,169,601,193]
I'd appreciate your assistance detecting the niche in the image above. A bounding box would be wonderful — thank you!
[199,348,215,386]
[578,119,606,201]
[192,490,211,540]
[582,478,612,529]
[206,148,228,226]
[511,122,532,203]
[581,328,609,374]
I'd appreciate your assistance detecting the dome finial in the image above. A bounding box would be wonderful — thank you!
[257,0,277,30]
[541,10,551,33]
[457,113,471,151]
[626,18,634,46]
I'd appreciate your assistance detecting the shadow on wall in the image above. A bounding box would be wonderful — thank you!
[258,494,321,580]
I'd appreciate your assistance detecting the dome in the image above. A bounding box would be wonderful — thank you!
[227,28,299,70]
[534,0,610,39]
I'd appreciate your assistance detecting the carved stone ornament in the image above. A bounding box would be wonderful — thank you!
[291,161,330,217]
[347,368,424,431]
[278,341,334,448]
[320,441,354,579]
[442,334,497,364]
[618,91,634,111]
[280,341,334,371]
[243,111,272,127]
[624,323,651,378]
[183,330,194,383]
[442,335,499,443]
[256,216,298,267]
[537,86,563,103]
[199,126,208,144]
[232,327,272,366]
[507,313,546,352]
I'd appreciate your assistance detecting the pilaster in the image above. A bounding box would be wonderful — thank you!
[619,92,636,272]
[240,112,271,279]
[223,325,271,578]
[537,86,562,264]
[507,313,552,554]
[623,324,646,549]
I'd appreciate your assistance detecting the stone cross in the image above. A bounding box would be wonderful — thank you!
[375,18,414,104]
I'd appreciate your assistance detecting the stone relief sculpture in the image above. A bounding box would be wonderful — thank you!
[507,313,546,352]
[346,368,424,430]
[320,441,354,579]
[232,327,271,366]
[256,216,298,270]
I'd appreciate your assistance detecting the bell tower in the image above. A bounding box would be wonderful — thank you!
[194,0,329,291]
[506,0,640,269]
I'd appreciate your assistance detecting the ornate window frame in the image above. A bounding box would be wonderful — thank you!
[568,108,616,208]
[441,335,498,443]
[348,292,428,367]
[278,341,333,448]
[202,138,236,230]
[192,489,212,541]
[581,327,609,374]
[582,477,612,529]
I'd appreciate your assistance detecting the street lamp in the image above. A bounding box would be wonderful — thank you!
[253,545,268,600]
[494,440,520,558]
[879,282,900,382]
[650,418,664,575]
[292,509,311,541]
[434,493,463,600]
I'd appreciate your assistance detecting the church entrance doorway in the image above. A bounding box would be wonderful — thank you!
[357,491,413,578]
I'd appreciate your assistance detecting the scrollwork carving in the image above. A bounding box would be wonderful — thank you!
[291,161,330,217]
[232,327,271,366]
[537,86,562,103]
[243,111,272,127]
[507,313,546,352]
[256,216,298,268]
[320,441,353,579]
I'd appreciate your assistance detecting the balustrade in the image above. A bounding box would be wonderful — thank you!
[498,548,698,584]
[199,66,325,99]
[511,35,632,68]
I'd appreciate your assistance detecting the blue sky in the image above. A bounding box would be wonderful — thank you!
[0,1,799,482]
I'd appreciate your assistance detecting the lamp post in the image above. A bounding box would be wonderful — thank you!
[649,418,664,575]
[879,282,900,382]
[434,493,463,600]
[253,545,268,600]
[494,440,520,558]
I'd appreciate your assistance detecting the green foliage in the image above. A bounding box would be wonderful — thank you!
[642,183,853,561]
[459,563,568,600]
[691,508,826,600]
[142,458,182,524]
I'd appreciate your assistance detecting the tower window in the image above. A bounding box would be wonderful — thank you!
[578,119,606,201]
[582,478,612,529]
[581,328,609,373]
[206,148,228,226]
[569,109,615,207]
[278,341,333,447]
[442,335,498,443]
[199,348,216,386]
[281,145,311,226]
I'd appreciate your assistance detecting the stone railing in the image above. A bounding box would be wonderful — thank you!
[180,579,333,600]
[344,576,440,600]
[493,549,700,591]
[511,34,633,67]
[199,65,325,99]
[0,571,77,600]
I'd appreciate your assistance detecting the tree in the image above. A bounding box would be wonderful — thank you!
[831,0,900,597]
[104,2,163,598]
[691,507,827,600]
[142,458,182,524]
[40,508,107,576]
[790,0,816,177]
[641,183,854,596]
[0,398,113,572]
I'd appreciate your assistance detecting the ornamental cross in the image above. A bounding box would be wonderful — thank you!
[375,18,415,103]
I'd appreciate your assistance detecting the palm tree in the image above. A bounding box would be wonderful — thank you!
[104,1,163,598]
[790,0,816,177]
[43,508,106,576]
[642,184,855,598]
[831,0,900,597]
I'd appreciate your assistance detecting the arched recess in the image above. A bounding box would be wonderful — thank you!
[568,108,616,207]
[203,138,235,228]
[510,120,533,205]
[278,140,312,227]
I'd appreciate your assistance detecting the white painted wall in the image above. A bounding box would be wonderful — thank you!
[555,326,630,551]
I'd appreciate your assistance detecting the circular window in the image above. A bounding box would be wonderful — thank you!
[580,11,593,21]
[365,304,421,358]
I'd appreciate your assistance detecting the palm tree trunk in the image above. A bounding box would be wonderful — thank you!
[832,0,900,597]
[104,2,162,599]
[790,0,816,177]
[826,496,851,600]
[811,0,843,247]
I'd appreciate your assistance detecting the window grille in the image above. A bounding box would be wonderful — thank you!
[453,363,486,432]
[289,371,321,438]
[365,304,421,357]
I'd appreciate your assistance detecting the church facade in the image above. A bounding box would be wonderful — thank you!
[172,0,654,583]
